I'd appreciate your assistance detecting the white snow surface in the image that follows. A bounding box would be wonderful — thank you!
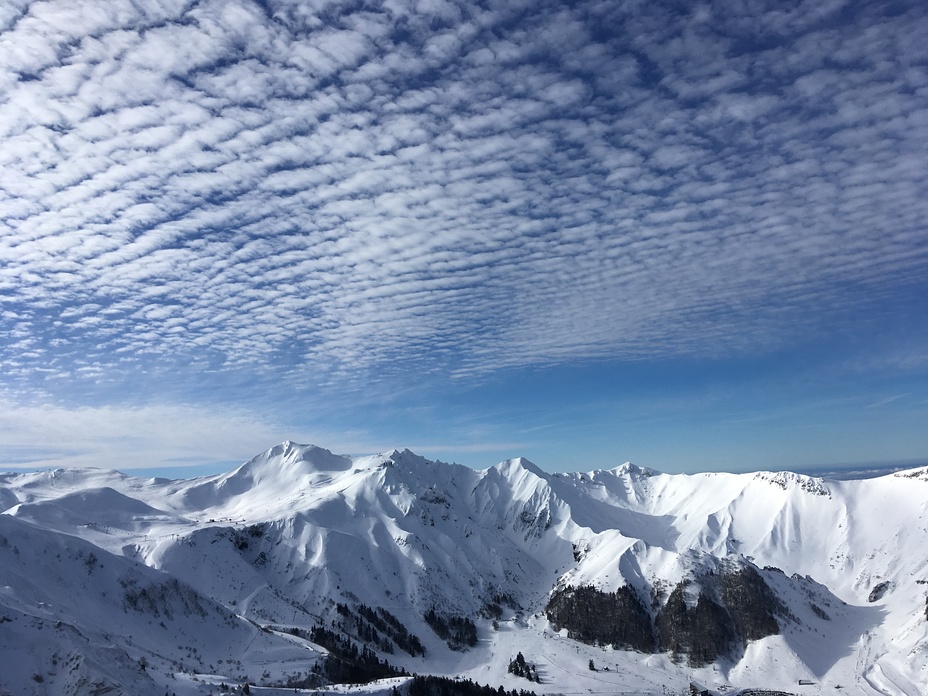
[1,441,927,696]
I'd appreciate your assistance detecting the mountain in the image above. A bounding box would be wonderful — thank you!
[2,442,926,696]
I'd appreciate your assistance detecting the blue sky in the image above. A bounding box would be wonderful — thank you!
[1,0,927,476]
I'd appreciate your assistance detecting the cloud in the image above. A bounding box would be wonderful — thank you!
[865,393,911,409]
[0,0,926,410]
[0,399,281,470]
[0,398,387,471]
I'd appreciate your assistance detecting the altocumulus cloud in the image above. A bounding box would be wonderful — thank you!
[1,0,928,414]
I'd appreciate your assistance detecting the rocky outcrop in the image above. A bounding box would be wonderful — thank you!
[657,582,735,665]
[545,585,653,653]
[721,565,783,641]
[868,581,890,602]
[547,564,784,666]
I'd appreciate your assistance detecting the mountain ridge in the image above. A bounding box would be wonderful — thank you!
[2,441,926,696]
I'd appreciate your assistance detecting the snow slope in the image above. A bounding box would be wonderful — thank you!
[2,442,927,696]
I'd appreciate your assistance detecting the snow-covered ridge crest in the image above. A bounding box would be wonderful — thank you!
[2,441,927,695]
[752,469,831,496]
[610,461,659,477]
[239,440,354,476]
[893,465,928,481]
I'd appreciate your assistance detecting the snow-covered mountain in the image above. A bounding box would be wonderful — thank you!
[2,441,926,696]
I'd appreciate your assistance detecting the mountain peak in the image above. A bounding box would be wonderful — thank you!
[494,456,547,479]
[611,461,659,477]
[228,442,352,484]
[384,447,424,462]
[363,448,433,470]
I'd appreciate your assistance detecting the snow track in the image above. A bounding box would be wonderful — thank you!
[239,582,269,620]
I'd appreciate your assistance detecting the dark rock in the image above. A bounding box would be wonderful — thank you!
[656,582,734,666]
[868,581,890,603]
[657,565,783,666]
[545,584,654,653]
[809,603,830,621]
[546,563,783,666]
[721,565,784,640]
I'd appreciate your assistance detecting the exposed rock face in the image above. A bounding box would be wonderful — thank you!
[656,582,735,665]
[547,564,784,666]
[545,585,653,653]
[721,565,783,641]
[868,581,891,603]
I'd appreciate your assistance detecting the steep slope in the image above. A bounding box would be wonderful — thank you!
[0,513,323,695]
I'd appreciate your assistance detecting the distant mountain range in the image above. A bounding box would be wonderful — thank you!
[2,441,926,695]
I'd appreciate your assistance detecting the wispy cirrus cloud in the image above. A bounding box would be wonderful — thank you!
[1,0,927,463]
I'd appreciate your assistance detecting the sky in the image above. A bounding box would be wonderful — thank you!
[1,0,927,477]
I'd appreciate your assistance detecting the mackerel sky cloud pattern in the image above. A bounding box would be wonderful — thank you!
[1,0,927,471]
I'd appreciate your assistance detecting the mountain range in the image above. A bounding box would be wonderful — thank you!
[1,441,926,696]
